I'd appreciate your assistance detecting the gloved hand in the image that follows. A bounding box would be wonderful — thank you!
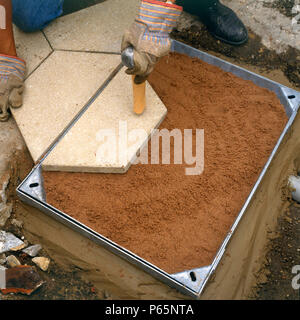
[0,55,26,122]
[121,0,182,84]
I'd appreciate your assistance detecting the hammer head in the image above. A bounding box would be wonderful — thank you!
[121,46,135,69]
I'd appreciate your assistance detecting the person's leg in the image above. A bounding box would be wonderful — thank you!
[176,0,248,45]
[0,0,17,56]
[12,0,64,33]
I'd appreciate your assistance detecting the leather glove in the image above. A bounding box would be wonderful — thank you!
[121,0,182,84]
[0,55,26,122]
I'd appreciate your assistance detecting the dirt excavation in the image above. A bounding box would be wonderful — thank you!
[43,52,287,274]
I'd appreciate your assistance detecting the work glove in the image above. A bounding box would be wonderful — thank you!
[0,55,26,122]
[121,0,182,84]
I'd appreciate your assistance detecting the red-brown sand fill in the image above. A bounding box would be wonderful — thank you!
[43,53,287,274]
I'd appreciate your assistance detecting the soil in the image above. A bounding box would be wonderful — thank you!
[252,203,300,300]
[0,146,104,301]
[1,248,100,301]
[43,52,287,274]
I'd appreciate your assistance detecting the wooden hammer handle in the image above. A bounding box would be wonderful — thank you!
[132,75,146,115]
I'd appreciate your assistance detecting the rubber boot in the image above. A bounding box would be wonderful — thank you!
[176,0,248,45]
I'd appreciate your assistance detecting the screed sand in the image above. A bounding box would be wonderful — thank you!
[43,53,287,274]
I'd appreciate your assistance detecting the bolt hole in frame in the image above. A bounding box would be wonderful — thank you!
[16,41,300,298]
[190,272,197,282]
[29,183,39,188]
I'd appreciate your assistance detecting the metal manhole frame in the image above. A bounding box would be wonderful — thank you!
[16,41,300,299]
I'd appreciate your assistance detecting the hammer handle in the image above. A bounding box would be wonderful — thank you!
[132,76,146,115]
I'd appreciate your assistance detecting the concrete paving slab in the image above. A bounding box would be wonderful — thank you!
[44,0,139,53]
[42,69,167,173]
[12,51,120,162]
[13,26,52,76]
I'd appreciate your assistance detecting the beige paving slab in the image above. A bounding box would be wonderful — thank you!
[12,51,120,162]
[13,26,52,75]
[43,69,167,173]
[43,0,139,53]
